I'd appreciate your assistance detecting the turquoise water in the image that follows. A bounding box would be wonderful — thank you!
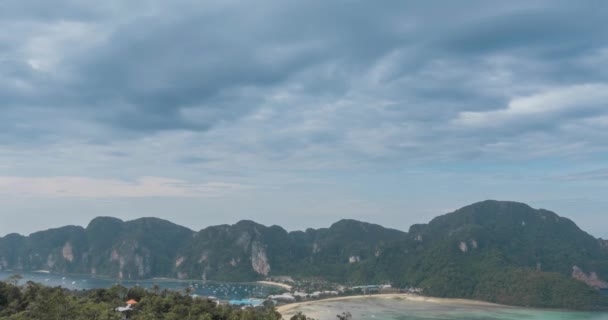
[0,271,277,300]
[281,297,608,320]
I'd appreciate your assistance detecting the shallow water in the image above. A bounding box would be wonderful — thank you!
[281,297,608,320]
[0,271,276,300]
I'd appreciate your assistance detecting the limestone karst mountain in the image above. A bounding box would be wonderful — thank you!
[1,200,607,309]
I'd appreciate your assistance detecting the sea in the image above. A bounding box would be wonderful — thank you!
[281,297,608,320]
[0,270,277,301]
[2,271,608,319]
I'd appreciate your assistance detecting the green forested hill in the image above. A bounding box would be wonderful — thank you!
[1,200,607,309]
[0,281,283,320]
[368,200,608,309]
[172,219,407,282]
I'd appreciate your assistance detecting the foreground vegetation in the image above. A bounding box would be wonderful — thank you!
[0,281,284,320]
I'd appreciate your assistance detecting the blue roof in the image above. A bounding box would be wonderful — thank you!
[228,298,264,306]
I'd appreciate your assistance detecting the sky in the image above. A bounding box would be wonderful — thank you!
[1,0,608,238]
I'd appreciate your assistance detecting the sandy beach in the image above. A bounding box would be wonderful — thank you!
[256,280,293,290]
[277,293,505,315]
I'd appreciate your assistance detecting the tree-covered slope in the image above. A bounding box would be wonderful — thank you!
[373,200,608,309]
[0,217,405,283]
[409,200,608,275]
[1,200,607,309]
[172,219,407,282]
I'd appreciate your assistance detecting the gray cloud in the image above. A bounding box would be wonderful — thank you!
[0,0,607,173]
[2,1,608,238]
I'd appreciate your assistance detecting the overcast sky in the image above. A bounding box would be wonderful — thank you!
[1,0,607,237]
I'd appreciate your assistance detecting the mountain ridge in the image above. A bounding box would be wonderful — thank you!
[1,201,602,239]
[1,200,608,310]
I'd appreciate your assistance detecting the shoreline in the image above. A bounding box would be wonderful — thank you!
[255,280,293,290]
[2,270,294,290]
[277,293,507,315]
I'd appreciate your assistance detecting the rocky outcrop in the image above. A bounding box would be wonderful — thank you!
[572,266,608,289]
[0,215,408,280]
[110,241,152,279]
[459,239,479,252]
[459,241,468,252]
[251,241,270,276]
[2,200,606,290]
[135,254,145,277]
[62,242,74,262]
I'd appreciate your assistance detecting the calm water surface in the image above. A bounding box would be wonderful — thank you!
[0,271,276,300]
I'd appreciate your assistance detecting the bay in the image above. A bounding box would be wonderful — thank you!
[3,271,608,319]
[0,270,277,300]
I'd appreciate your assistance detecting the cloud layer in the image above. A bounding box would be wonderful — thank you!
[1,0,608,236]
[0,176,245,198]
[2,1,607,166]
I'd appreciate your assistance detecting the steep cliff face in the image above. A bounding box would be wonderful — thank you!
[0,201,607,310]
[0,216,409,281]
[0,234,26,271]
[109,240,153,279]
[251,241,270,275]
[0,201,607,296]
[62,242,74,262]
[0,217,194,279]
[172,221,288,281]
[0,226,89,274]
